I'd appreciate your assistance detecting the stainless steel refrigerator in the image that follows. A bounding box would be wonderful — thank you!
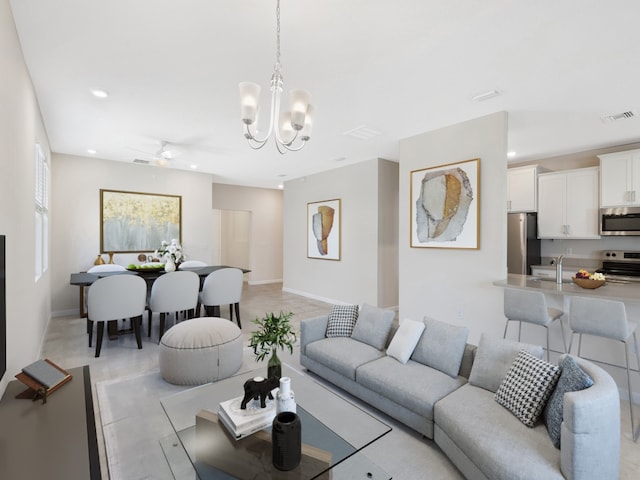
[507,213,541,275]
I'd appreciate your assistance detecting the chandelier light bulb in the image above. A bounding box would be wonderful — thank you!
[239,82,261,125]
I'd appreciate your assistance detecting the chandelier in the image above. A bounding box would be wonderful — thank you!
[239,0,314,153]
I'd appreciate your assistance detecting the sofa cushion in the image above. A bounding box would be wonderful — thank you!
[326,304,359,337]
[543,355,594,448]
[357,356,466,419]
[411,317,469,378]
[386,318,425,364]
[468,334,544,393]
[495,350,560,427]
[435,384,564,480]
[351,303,395,350]
[304,337,385,381]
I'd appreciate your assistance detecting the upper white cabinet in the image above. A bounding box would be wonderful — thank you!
[507,165,538,212]
[598,149,640,207]
[537,167,600,239]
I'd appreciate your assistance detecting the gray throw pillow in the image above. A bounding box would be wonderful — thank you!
[495,350,560,427]
[543,355,594,448]
[350,303,395,350]
[326,304,359,337]
[410,317,469,378]
[468,334,544,393]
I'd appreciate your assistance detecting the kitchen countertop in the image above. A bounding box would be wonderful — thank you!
[494,274,640,303]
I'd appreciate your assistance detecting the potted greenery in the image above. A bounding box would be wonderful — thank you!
[249,311,296,379]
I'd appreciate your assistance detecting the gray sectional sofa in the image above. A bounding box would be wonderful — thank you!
[300,308,621,480]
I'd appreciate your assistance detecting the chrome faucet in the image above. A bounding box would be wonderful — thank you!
[555,255,564,284]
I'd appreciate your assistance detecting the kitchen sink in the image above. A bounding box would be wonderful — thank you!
[531,277,573,284]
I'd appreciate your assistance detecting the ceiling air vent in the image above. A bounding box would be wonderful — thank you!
[343,125,382,140]
[601,111,636,123]
[133,158,150,165]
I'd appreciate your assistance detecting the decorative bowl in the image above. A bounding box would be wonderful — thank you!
[572,277,605,289]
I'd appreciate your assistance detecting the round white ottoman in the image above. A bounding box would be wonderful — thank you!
[159,317,243,385]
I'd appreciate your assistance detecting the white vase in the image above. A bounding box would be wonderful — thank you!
[164,257,176,272]
[276,376,296,414]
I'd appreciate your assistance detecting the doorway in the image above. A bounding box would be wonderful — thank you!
[215,209,251,271]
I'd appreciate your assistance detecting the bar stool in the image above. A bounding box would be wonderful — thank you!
[503,288,566,361]
[568,296,640,441]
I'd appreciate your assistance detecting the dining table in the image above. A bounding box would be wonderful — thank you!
[69,265,251,318]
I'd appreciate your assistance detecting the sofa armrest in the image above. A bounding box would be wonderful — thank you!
[560,355,620,480]
[300,315,329,355]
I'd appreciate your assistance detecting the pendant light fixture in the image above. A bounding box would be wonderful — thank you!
[239,0,314,153]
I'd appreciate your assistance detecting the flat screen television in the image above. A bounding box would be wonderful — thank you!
[0,235,5,382]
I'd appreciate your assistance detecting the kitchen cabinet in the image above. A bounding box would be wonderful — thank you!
[537,167,600,239]
[507,165,538,212]
[598,149,640,207]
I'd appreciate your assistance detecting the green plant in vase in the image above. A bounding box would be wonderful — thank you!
[249,311,296,379]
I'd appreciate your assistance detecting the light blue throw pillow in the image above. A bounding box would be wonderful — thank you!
[543,355,594,448]
[410,317,469,378]
[351,303,395,350]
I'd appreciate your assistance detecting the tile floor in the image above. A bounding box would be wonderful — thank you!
[42,283,639,479]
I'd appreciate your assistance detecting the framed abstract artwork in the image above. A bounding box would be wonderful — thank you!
[307,199,341,260]
[410,158,480,249]
[100,189,182,253]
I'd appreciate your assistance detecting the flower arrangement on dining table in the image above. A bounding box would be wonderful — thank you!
[155,239,185,267]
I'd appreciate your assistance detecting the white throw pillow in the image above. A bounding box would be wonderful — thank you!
[386,319,425,364]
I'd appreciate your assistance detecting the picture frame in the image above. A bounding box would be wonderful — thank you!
[307,199,341,260]
[410,158,480,249]
[100,189,182,253]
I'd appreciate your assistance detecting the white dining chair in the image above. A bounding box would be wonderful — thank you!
[87,274,147,357]
[178,260,207,269]
[503,288,566,361]
[569,295,640,441]
[198,268,244,328]
[147,271,200,341]
[87,264,126,273]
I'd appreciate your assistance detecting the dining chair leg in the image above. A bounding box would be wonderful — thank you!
[88,319,94,347]
[234,303,241,329]
[159,313,166,341]
[147,310,153,337]
[133,315,143,350]
[95,321,104,357]
[212,305,220,318]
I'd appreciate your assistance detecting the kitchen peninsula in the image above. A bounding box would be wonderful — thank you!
[494,273,640,303]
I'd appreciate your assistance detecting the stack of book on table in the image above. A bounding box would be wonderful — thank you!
[217,395,276,440]
[15,358,72,403]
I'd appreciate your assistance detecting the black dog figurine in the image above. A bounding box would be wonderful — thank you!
[240,376,279,409]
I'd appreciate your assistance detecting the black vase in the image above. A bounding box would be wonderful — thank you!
[272,411,301,471]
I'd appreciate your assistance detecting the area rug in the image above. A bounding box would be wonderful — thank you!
[96,347,461,480]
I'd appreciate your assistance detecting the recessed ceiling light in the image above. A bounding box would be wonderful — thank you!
[277,184,284,189]
[190,164,198,169]
[507,151,516,158]
[277,173,287,178]
[87,149,97,155]
[471,89,501,102]
[334,157,347,162]
[90,89,109,98]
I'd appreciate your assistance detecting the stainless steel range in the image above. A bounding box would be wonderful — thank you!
[596,251,640,283]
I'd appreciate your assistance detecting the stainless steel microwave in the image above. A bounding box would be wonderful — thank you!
[600,207,640,235]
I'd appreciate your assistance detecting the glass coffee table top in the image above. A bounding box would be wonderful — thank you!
[160,365,392,479]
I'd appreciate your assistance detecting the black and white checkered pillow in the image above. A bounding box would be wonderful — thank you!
[326,304,359,337]
[495,350,560,427]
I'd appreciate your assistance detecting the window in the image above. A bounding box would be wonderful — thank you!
[35,144,49,280]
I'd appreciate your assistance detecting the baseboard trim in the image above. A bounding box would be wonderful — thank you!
[247,278,283,285]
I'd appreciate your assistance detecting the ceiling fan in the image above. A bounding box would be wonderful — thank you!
[131,140,179,168]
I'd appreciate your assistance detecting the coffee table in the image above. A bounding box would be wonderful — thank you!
[160,364,392,479]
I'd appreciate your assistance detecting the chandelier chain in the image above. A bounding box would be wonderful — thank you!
[275,0,281,71]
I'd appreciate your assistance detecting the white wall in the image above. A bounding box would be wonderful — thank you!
[399,112,508,343]
[211,183,283,284]
[283,158,399,308]
[51,154,217,314]
[0,0,52,396]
